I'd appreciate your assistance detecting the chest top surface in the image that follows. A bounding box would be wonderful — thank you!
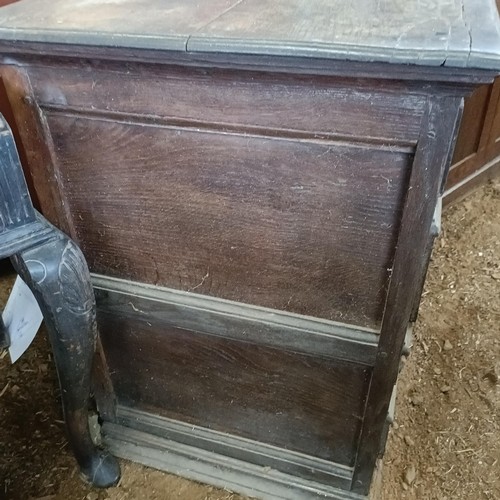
[0,0,500,70]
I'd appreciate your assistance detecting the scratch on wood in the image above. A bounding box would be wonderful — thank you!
[189,271,210,291]
[128,301,146,314]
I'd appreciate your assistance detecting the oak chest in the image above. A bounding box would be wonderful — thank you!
[0,0,499,498]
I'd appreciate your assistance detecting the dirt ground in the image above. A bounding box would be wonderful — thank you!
[0,180,498,500]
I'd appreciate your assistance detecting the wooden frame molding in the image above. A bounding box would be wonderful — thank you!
[92,274,379,366]
[352,96,464,493]
[103,406,364,500]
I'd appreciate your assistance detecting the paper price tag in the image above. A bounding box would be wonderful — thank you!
[2,276,43,363]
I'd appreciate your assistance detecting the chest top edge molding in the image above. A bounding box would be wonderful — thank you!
[0,0,499,74]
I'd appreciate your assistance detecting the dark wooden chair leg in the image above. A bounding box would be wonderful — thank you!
[10,230,120,487]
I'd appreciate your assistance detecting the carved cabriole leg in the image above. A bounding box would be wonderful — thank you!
[11,231,120,487]
[1,112,118,485]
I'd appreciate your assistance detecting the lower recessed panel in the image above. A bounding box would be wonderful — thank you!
[97,308,372,470]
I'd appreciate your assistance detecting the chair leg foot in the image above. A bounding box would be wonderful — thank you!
[11,231,120,488]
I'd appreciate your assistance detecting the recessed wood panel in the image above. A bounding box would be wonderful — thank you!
[44,113,411,328]
[98,310,372,467]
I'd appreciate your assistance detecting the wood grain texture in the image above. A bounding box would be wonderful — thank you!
[0,3,491,494]
[444,76,500,201]
[29,64,425,145]
[1,0,500,69]
[93,275,379,366]
[444,154,500,204]
[42,112,412,329]
[0,65,73,234]
[97,310,372,467]
[352,96,463,494]
[486,78,500,143]
[447,141,500,186]
[452,85,492,162]
[1,46,496,88]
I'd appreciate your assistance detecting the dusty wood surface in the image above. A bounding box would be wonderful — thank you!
[1,180,498,499]
[0,51,472,496]
[99,314,371,467]
[0,8,493,496]
[43,111,410,329]
[0,0,499,69]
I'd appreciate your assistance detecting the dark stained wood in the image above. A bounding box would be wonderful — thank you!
[487,80,500,142]
[29,64,425,145]
[446,143,500,192]
[446,158,500,204]
[0,7,495,492]
[0,65,73,233]
[41,111,412,329]
[90,335,117,422]
[93,276,379,366]
[0,41,497,87]
[97,309,372,468]
[452,85,492,162]
[352,96,463,494]
[444,77,500,203]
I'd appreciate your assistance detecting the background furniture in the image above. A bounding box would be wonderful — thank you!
[445,76,500,202]
[0,1,499,498]
[443,0,500,203]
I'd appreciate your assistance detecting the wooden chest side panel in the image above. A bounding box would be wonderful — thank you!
[44,112,411,329]
[29,63,425,145]
[97,310,372,468]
